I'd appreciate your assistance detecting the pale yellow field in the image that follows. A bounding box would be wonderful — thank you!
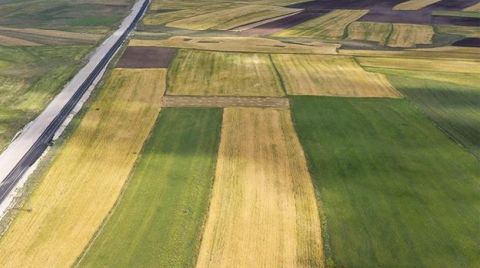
[464,2,480,11]
[340,46,480,60]
[143,3,238,25]
[196,108,324,268]
[167,49,285,96]
[0,68,166,267]
[130,36,339,54]
[167,5,299,30]
[0,34,40,46]
[0,26,101,41]
[393,0,441,10]
[346,21,392,45]
[387,23,434,48]
[357,56,480,74]
[271,54,401,97]
[275,9,369,39]
[435,25,480,38]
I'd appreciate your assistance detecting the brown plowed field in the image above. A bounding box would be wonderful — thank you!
[116,46,177,68]
[162,96,290,108]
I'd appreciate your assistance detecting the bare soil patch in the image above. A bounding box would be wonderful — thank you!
[116,46,176,68]
[162,96,289,108]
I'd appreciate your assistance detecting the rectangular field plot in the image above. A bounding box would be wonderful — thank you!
[197,108,324,268]
[275,9,368,40]
[271,54,400,97]
[167,50,285,96]
[346,21,392,45]
[387,23,434,47]
[79,108,222,267]
[143,3,238,25]
[167,5,299,30]
[116,46,176,68]
[291,96,480,267]
[0,26,101,45]
[0,69,166,267]
[393,0,441,10]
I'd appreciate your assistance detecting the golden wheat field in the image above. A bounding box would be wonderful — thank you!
[167,49,285,96]
[271,54,401,97]
[387,24,434,48]
[357,57,480,74]
[393,0,441,10]
[166,5,298,30]
[0,68,166,267]
[196,108,324,268]
[346,21,392,45]
[275,9,368,39]
[129,36,339,54]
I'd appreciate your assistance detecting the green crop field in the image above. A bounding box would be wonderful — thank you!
[291,96,480,267]
[78,108,222,268]
[0,45,90,152]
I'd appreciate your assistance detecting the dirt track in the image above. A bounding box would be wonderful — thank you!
[162,96,289,108]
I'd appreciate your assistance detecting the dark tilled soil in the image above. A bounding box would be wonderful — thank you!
[116,46,177,68]
[453,37,480,47]
[240,10,328,36]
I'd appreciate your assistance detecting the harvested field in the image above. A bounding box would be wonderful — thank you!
[167,5,299,30]
[346,21,392,45]
[0,34,40,46]
[0,26,101,42]
[275,9,369,40]
[453,37,480,47]
[240,10,327,36]
[130,36,339,54]
[162,96,290,108]
[357,57,480,74]
[340,46,480,60]
[0,69,166,267]
[167,50,284,96]
[143,3,239,25]
[271,54,400,97]
[464,2,480,11]
[116,46,176,68]
[196,108,324,268]
[393,0,441,10]
[78,108,222,267]
[292,96,480,267]
[387,23,434,47]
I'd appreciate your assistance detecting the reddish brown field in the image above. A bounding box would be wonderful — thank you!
[116,46,177,68]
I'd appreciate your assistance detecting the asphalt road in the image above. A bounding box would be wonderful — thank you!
[0,0,150,205]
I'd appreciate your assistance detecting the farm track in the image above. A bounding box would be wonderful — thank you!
[0,0,150,206]
[162,96,289,108]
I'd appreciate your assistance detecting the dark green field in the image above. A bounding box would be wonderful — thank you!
[291,96,480,267]
[78,108,222,268]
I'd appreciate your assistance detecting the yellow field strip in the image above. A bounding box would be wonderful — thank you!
[196,108,324,268]
[464,2,480,11]
[0,34,40,46]
[129,36,339,54]
[0,69,166,267]
[340,46,480,60]
[346,21,392,45]
[271,54,401,97]
[0,26,101,41]
[387,24,433,48]
[393,0,441,10]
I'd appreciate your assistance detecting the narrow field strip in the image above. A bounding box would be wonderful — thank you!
[196,108,324,268]
[167,49,285,96]
[0,68,166,267]
[271,54,401,97]
[0,26,101,41]
[291,97,480,267]
[0,34,40,46]
[79,108,222,267]
[393,0,441,10]
[275,9,369,40]
[162,96,290,108]
[167,5,299,30]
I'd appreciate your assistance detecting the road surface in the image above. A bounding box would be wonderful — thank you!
[0,0,150,206]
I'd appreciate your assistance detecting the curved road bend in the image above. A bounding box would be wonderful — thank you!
[0,0,150,205]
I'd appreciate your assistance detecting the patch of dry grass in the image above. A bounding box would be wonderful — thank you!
[130,36,339,54]
[393,0,441,10]
[0,68,166,267]
[167,49,284,96]
[271,54,401,97]
[0,26,101,41]
[387,23,434,48]
[166,5,299,30]
[196,108,324,268]
[275,9,368,40]
[0,34,40,46]
[346,21,392,45]
[464,2,480,11]
[144,3,238,25]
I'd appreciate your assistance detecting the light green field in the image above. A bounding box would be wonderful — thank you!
[275,9,368,40]
[166,5,299,30]
[167,49,285,96]
[0,45,90,152]
[292,96,480,267]
[435,25,480,38]
[78,108,222,267]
